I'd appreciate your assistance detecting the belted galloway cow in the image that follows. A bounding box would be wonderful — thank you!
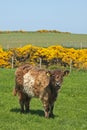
[13,64,69,118]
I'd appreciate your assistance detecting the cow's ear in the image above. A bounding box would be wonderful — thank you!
[46,71,51,77]
[63,70,69,76]
[46,70,55,77]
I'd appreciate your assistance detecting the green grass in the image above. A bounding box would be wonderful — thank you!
[0,68,87,130]
[0,32,87,49]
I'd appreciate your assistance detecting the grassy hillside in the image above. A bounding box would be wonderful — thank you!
[0,32,87,49]
[0,68,87,130]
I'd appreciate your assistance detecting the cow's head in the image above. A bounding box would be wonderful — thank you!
[47,70,69,91]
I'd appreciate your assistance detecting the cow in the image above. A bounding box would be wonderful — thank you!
[13,64,69,118]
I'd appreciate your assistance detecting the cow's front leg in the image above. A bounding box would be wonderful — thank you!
[44,103,50,118]
[49,103,54,117]
[40,89,51,118]
[41,98,50,118]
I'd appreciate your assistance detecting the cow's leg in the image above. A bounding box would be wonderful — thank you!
[44,103,50,118]
[25,97,31,113]
[18,92,25,113]
[49,103,54,117]
[19,100,25,113]
[41,98,50,118]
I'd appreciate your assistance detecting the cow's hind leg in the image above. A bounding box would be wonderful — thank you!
[19,99,25,113]
[25,97,31,113]
[18,92,25,113]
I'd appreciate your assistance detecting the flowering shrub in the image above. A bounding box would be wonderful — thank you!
[0,47,12,68]
[0,45,87,69]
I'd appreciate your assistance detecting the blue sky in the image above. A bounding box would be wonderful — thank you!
[0,0,87,34]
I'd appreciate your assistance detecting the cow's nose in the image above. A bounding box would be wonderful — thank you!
[55,82,60,86]
[56,82,60,85]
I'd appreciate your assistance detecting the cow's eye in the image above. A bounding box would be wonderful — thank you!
[56,76,59,79]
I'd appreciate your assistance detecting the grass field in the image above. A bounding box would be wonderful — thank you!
[0,32,87,49]
[0,68,87,130]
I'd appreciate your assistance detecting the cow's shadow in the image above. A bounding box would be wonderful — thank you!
[10,108,56,118]
[10,108,44,117]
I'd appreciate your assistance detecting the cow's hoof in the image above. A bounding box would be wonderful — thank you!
[45,113,50,118]
[45,115,49,118]
[25,109,30,113]
[20,110,24,114]
[49,113,55,118]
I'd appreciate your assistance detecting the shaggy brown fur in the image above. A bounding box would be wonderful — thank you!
[13,64,69,118]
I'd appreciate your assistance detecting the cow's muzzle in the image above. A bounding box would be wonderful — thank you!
[55,82,61,90]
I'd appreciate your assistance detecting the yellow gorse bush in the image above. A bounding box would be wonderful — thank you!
[0,44,87,69]
[0,47,11,68]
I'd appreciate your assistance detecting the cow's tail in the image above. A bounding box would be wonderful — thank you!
[13,87,17,96]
